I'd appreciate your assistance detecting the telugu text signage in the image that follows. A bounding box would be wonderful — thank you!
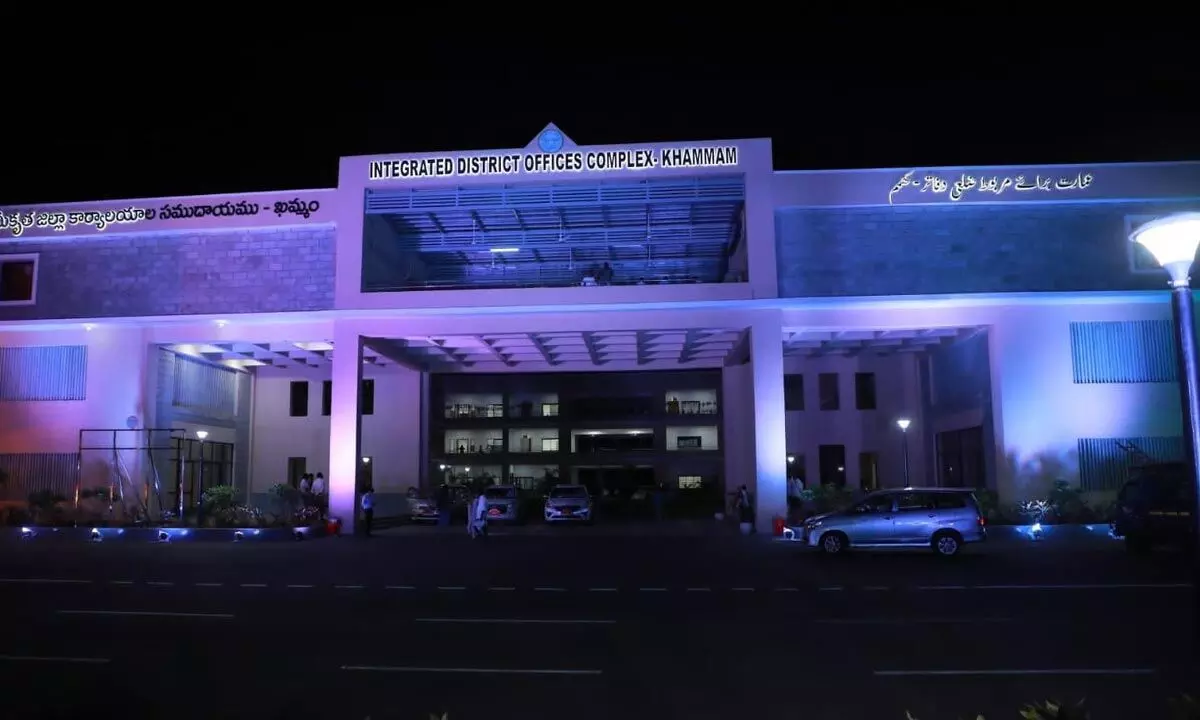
[0,196,322,239]
[888,170,1095,205]
[368,145,740,181]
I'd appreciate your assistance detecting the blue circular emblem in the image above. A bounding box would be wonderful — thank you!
[538,128,564,153]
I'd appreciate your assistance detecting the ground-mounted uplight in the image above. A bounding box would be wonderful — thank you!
[234,530,244,542]
[158,530,170,543]
[20,526,35,540]
[90,528,102,542]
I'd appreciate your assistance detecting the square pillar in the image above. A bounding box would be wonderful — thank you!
[329,324,364,532]
[750,312,788,530]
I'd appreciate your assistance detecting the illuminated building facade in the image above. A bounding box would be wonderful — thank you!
[1,124,1198,530]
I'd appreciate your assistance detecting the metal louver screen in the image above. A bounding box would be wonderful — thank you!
[171,354,239,418]
[0,452,79,500]
[0,346,87,401]
[1069,320,1176,384]
[1077,436,1184,492]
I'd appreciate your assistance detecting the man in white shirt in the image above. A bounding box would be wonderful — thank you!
[474,492,490,539]
[311,473,326,496]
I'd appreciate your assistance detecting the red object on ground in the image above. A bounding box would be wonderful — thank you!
[326,518,341,536]
[772,515,786,537]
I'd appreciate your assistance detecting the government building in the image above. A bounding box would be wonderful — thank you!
[1,124,1197,530]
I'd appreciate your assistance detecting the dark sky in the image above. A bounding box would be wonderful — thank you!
[3,26,1197,206]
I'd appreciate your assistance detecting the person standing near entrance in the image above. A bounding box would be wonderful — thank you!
[361,486,375,537]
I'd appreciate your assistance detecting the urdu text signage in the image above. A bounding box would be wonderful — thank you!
[888,170,1095,205]
[367,145,740,181]
[0,197,321,239]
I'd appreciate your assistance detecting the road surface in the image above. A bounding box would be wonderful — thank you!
[0,533,1195,719]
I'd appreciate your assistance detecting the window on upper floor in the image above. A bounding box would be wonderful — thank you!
[362,379,376,416]
[322,381,333,416]
[854,372,877,410]
[289,381,309,417]
[0,254,38,305]
[818,373,840,411]
[784,374,805,411]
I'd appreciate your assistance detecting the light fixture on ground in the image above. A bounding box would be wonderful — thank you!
[896,418,912,487]
[1129,212,1200,641]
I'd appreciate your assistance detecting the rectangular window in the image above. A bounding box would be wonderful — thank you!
[784,374,805,411]
[0,254,38,304]
[321,380,332,416]
[818,373,839,411]
[289,381,309,417]
[540,437,560,452]
[858,451,879,492]
[678,475,703,490]
[818,444,846,486]
[361,379,375,416]
[854,372,877,410]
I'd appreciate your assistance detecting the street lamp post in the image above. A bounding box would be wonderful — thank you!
[1130,212,1200,645]
[896,418,912,487]
[193,430,209,517]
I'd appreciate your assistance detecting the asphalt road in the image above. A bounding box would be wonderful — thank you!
[0,534,1197,719]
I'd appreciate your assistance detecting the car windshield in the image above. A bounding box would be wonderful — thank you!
[485,487,516,499]
[550,486,587,498]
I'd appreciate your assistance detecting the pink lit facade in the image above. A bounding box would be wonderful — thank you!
[2,125,1199,530]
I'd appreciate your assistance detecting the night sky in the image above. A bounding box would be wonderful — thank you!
[3,26,1197,206]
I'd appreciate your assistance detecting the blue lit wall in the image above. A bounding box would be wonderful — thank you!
[775,201,1200,298]
[0,226,336,321]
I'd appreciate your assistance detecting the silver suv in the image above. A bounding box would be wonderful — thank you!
[802,488,986,557]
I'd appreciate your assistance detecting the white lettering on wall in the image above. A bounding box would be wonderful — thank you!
[888,170,1095,205]
[0,198,321,238]
[367,146,740,181]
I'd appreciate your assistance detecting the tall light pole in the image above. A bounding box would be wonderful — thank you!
[896,418,912,487]
[1129,213,1200,624]
[194,430,208,515]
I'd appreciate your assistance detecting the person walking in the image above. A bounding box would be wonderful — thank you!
[360,486,375,537]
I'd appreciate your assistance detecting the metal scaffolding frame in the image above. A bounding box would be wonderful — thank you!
[77,428,184,522]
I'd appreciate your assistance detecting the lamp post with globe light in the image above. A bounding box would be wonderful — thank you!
[896,418,912,487]
[1129,212,1200,611]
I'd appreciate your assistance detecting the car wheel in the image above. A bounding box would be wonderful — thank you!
[819,531,847,555]
[932,531,962,557]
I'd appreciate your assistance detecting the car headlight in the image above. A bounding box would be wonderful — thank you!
[804,520,822,530]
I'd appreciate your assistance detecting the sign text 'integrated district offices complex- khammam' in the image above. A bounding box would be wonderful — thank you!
[1,124,1199,530]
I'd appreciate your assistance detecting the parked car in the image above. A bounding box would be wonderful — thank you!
[543,484,593,524]
[408,485,471,524]
[801,487,986,557]
[483,485,521,523]
[408,494,440,523]
[1112,462,1196,553]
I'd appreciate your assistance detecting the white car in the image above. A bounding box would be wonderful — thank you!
[543,485,593,523]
